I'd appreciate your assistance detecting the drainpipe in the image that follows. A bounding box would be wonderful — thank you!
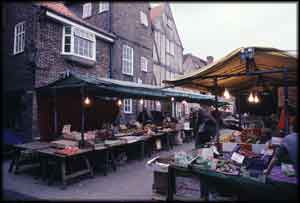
[108,3,113,79]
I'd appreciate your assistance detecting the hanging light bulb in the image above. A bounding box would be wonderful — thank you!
[117,99,122,106]
[156,101,161,106]
[223,88,231,99]
[248,92,254,103]
[140,99,144,105]
[254,94,259,103]
[84,96,91,105]
[171,97,175,102]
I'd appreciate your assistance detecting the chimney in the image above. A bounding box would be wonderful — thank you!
[206,56,214,64]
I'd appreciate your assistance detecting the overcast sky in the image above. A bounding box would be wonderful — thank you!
[151,2,297,61]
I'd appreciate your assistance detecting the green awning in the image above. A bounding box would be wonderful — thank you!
[36,72,227,105]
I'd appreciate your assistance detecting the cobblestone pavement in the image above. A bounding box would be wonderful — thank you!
[2,142,194,201]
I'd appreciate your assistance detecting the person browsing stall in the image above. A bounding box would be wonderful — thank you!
[195,109,218,149]
[263,115,298,177]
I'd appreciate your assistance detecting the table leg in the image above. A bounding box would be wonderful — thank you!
[42,156,48,181]
[110,149,116,172]
[104,150,108,176]
[167,166,174,201]
[60,159,67,190]
[14,151,22,174]
[48,158,58,185]
[34,154,43,180]
[84,155,94,178]
[9,149,20,173]
[140,141,145,160]
[167,134,171,151]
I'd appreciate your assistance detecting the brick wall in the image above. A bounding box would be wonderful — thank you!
[35,16,110,87]
[110,2,154,122]
[2,2,38,140]
[67,2,110,31]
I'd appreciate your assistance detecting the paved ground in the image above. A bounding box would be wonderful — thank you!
[2,142,195,201]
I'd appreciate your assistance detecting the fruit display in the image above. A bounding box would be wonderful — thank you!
[215,159,240,175]
[55,146,80,156]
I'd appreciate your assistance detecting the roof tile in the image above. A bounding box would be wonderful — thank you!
[36,1,115,39]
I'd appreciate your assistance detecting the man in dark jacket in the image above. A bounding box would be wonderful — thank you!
[195,109,217,149]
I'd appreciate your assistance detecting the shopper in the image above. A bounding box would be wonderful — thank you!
[263,115,298,177]
[195,109,217,149]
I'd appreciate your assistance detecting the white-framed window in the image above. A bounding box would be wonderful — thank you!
[140,11,148,27]
[83,3,92,18]
[170,42,174,55]
[99,2,109,13]
[13,21,25,55]
[141,56,148,72]
[62,25,96,60]
[167,18,172,28]
[166,38,170,54]
[123,99,132,114]
[122,44,134,75]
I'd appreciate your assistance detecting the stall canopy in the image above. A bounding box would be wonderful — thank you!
[36,71,226,105]
[163,46,298,93]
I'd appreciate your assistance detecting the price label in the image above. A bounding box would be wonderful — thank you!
[231,152,245,164]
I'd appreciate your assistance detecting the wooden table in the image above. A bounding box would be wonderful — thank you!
[36,147,94,189]
[9,141,52,174]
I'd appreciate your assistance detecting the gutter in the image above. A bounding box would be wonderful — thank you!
[45,10,115,43]
[108,3,113,78]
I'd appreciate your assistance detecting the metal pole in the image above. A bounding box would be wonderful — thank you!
[283,68,289,135]
[213,77,220,147]
[238,94,242,128]
[53,87,58,138]
[80,86,85,148]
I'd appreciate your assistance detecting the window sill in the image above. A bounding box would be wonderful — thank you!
[124,112,133,114]
[141,70,148,73]
[82,15,92,19]
[98,10,108,14]
[62,54,96,67]
[140,23,149,28]
[122,72,134,76]
[13,50,25,55]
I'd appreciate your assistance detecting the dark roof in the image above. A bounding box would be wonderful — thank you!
[36,71,224,105]
[150,4,164,22]
[183,54,207,67]
[36,2,116,40]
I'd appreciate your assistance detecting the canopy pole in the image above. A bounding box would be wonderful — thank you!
[213,77,220,147]
[53,87,58,138]
[283,68,289,135]
[80,86,86,148]
[237,93,242,128]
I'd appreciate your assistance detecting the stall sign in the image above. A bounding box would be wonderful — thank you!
[231,152,245,164]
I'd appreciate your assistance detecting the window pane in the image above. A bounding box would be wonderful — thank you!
[65,37,71,44]
[65,26,71,34]
[74,37,78,53]
[65,44,71,52]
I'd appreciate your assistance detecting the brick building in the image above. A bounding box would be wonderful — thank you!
[182,54,208,74]
[2,1,154,140]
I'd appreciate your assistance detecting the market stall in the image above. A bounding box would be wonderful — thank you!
[161,46,298,200]
[9,70,225,189]
[166,144,297,200]
[164,46,297,136]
